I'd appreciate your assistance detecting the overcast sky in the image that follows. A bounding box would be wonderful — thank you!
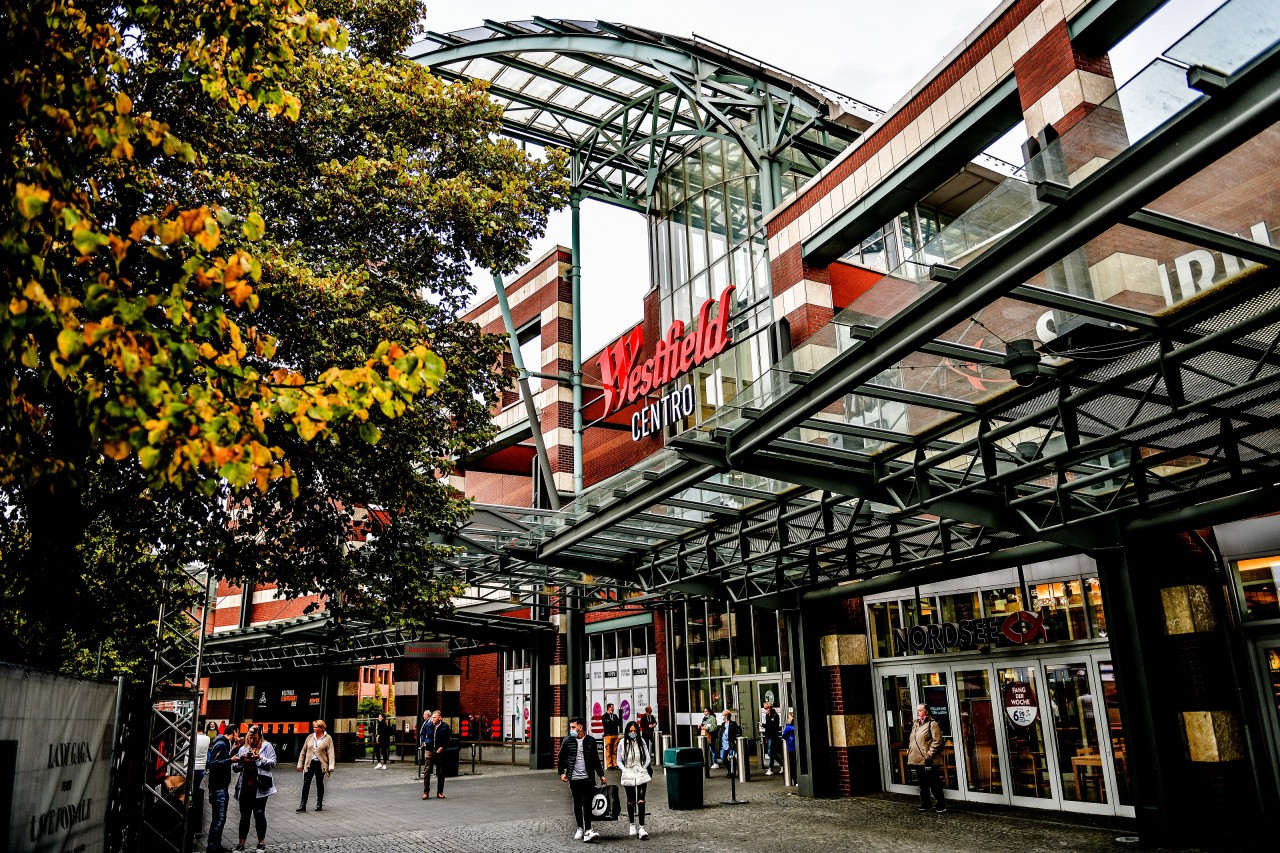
[423,0,1222,355]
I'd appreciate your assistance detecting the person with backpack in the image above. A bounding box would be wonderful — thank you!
[700,707,721,768]
[558,716,608,842]
[618,720,652,840]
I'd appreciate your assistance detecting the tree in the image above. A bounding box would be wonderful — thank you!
[1,0,568,674]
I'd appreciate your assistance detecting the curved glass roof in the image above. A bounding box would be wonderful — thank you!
[409,19,882,209]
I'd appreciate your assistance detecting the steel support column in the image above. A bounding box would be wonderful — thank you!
[528,627,555,770]
[564,603,587,720]
[788,611,833,798]
[493,272,561,510]
[1091,539,1166,840]
[570,192,585,494]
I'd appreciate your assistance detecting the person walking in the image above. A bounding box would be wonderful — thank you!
[618,720,652,840]
[637,705,657,757]
[194,724,211,788]
[700,708,721,769]
[761,701,782,775]
[295,719,335,813]
[231,725,277,851]
[600,703,622,770]
[373,712,392,769]
[205,722,232,853]
[908,703,945,814]
[427,710,452,799]
[718,710,742,777]
[558,716,607,842]
[418,710,434,799]
[782,711,797,784]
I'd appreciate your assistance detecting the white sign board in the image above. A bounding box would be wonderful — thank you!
[0,665,116,853]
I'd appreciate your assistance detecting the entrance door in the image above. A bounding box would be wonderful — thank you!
[1254,638,1280,804]
[878,668,916,791]
[954,666,1008,805]
[996,664,1059,808]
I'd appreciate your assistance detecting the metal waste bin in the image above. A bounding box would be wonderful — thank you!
[663,747,705,810]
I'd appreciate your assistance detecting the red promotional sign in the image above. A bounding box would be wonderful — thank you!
[1003,681,1038,727]
[598,285,735,413]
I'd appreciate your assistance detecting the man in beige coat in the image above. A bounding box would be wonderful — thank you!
[906,704,945,813]
[296,719,336,812]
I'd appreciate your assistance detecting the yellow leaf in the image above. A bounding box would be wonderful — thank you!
[115,92,132,115]
[193,219,220,252]
[15,183,51,220]
[103,439,131,461]
[9,298,28,315]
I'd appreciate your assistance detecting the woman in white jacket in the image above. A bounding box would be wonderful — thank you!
[618,720,652,839]
[232,725,278,851]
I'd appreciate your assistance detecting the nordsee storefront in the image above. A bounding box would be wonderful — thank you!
[866,555,1134,817]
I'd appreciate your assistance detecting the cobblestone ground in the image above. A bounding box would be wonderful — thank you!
[199,758,1200,853]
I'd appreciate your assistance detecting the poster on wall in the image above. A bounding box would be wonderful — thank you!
[0,666,116,853]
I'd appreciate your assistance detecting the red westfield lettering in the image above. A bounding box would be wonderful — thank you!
[598,285,735,413]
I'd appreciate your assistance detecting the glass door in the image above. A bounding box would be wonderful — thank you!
[996,664,1059,808]
[954,666,1008,804]
[1042,657,1111,814]
[878,669,916,791]
[915,671,960,792]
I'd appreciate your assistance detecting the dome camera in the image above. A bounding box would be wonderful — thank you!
[1003,339,1042,386]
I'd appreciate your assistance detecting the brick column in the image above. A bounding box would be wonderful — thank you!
[812,599,879,795]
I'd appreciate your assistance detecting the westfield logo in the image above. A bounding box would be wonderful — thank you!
[598,286,735,413]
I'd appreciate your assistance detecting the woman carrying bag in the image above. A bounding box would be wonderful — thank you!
[618,720,652,839]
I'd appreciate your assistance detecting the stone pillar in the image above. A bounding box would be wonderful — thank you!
[529,631,555,769]
[333,677,360,762]
[814,600,878,796]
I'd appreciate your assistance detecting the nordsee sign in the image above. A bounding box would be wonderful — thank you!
[891,610,1046,655]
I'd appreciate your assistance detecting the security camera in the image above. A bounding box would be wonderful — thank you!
[1003,339,1042,386]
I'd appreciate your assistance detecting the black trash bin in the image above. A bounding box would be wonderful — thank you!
[663,747,705,809]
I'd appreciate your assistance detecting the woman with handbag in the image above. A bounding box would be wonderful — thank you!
[618,720,652,839]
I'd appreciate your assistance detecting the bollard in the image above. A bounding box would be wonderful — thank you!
[660,734,672,774]
[720,751,747,805]
[783,744,793,787]
[703,733,712,780]
[470,742,477,775]
[736,736,751,784]
[511,715,517,766]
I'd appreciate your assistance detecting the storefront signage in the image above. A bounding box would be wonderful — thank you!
[891,610,1046,655]
[403,640,451,659]
[631,384,696,441]
[598,285,736,414]
[1003,681,1039,727]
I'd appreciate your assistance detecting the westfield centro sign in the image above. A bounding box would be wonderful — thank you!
[598,286,735,441]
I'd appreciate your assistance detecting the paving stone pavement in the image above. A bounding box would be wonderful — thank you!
[199,759,1203,853]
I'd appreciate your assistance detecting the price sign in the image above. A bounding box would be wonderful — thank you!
[1003,681,1039,727]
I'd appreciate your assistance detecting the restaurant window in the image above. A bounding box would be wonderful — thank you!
[982,587,1023,618]
[1085,577,1107,637]
[1236,556,1280,621]
[940,592,980,652]
[869,601,901,658]
[1029,579,1090,641]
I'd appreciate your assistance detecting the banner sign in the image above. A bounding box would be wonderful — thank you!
[0,666,116,853]
[1003,681,1039,727]
[598,285,735,415]
[403,641,451,660]
[891,610,1046,655]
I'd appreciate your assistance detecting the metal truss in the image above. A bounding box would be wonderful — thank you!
[411,18,873,210]
[140,565,212,852]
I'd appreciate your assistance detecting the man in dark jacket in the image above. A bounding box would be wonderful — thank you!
[600,703,622,770]
[373,712,392,769]
[558,716,608,842]
[427,710,452,799]
[204,722,232,853]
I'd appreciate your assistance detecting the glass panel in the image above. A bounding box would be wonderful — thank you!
[940,592,980,653]
[1029,580,1090,642]
[708,606,731,678]
[1099,660,1132,805]
[882,674,913,785]
[1237,556,1280,620]
[1045,662,1108,804]
[731,603,754,674]
[777,613,790,671]
[1085,577,1107,638]
[983,587,1024,618]
[997,665,1052,799]
[671,604,689,675]
[869,601,902,658]
[916,672,958,790]
[688,604,708,679]
[754,607,781,673]
[590,634,602,661]
[956,669,1002,794]
[1164,0,1280,76]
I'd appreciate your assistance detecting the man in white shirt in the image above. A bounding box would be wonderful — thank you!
[193,725,210,787]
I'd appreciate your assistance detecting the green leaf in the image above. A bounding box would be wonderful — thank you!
[72,228,110,256]
[56,328,82,360]
[138,446,162,470]
[242,211,266,241]
[219,460,252,487]
[358,422,382,445]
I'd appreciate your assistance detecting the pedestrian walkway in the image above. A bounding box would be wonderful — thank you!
[201,759,1202,853]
